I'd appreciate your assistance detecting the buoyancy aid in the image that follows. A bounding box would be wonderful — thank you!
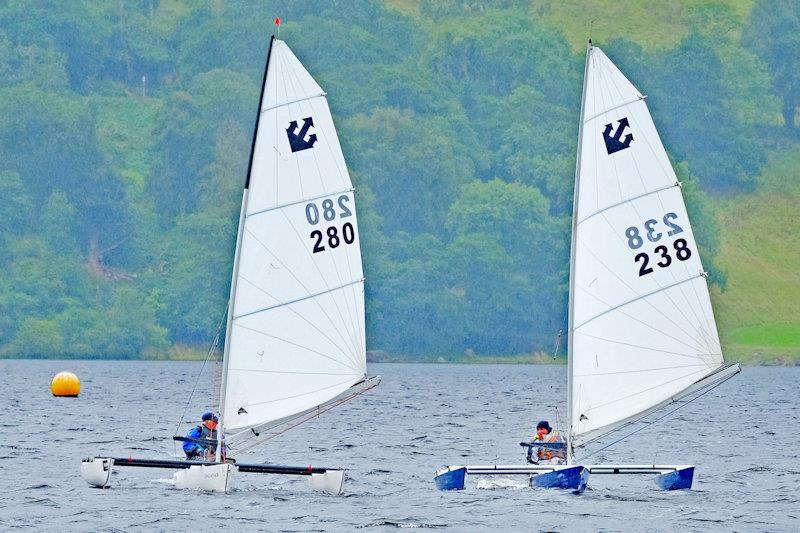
[183,424,217,456]
[533,430,565,461]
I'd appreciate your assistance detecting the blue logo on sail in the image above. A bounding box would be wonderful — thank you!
[603,117,633,154]
[287,117,317,152]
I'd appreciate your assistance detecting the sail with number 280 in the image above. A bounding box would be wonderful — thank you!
[568,45,739,448]
[219,38,376,449]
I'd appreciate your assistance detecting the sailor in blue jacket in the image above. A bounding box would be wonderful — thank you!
[183,412,218,460]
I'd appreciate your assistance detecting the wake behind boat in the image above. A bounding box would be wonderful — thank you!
[434,40,739,493]
[82,33,379,494]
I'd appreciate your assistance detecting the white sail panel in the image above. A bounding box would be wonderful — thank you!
[222,39,366,432]
[570,46,724,446]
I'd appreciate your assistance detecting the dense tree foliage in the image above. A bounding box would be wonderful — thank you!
[0,1,791,358]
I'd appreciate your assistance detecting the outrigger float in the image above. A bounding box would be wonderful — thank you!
[435,464,694,493]
[81,32,379,494]
[81,457,346,494]
[434,41,740,494]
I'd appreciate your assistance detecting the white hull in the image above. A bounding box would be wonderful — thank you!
[309,469,345,495]
[80,457,113,488]
[173,463,237,493]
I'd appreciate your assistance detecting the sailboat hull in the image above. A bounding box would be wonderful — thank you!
[173,463,237,493]
[529,465,589,493]
[654,466,694,490]
[434,466,467,491]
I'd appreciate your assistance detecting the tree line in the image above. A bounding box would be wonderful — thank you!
[0,0,796,358]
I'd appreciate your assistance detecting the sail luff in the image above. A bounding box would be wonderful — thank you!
[216,36,276,461]
[567,40,593,465]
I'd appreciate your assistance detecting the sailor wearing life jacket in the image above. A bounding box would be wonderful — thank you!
[183,412,218,460]
[528,420,566,465]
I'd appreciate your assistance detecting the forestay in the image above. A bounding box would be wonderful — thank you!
[221,39,367,437]
[569,45,726,447]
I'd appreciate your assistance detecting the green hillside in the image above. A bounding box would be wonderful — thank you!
[0,1,797,362]
[710,147,800,363]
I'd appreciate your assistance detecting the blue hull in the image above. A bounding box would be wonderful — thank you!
[655,466,694,490]
[530,466,589,493]
[435,467,467,491]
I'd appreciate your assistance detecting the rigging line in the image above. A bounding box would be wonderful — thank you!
[236,274,358,369]
[601,67,716,355]
[578,371,731,462]
[575,283,707,354]
[582,366,710,412]
[173,305,227,437]
[278,210,363,361]
[574,363,711,377]
[595,210,715,351]
[280,56,362,361]
[234,323,356,372]
[233,277,363,320]
[243,223,361,366]
[576,330,719,364]
[239,376,356,409]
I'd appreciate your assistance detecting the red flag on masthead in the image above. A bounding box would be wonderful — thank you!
[275,17,281,26]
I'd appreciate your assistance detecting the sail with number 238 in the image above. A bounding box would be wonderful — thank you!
[567,42,740,451]
[218,37,380,455]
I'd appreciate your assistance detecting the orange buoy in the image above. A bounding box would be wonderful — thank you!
[51,371,81,397]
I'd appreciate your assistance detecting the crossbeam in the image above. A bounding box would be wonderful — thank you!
[460,464,691,476]
[108,457,333,476]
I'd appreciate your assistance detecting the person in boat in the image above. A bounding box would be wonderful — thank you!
[183,412,218,461]
[527,420,566,465]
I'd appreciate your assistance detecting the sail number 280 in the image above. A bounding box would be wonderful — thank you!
[624,213,692,277]
[305,194,356,254]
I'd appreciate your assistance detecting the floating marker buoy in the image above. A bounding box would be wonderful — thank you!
[51,371,80,397]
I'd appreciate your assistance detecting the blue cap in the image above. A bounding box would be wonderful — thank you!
[201,412,218,423]
[536,420,551,432]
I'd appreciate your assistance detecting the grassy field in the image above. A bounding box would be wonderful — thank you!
[710,146,800,364]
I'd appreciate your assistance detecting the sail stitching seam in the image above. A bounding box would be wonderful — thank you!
[262,92,325,113]
[234,322,355,372]
[247,188,354,218]
[577,183,677,225]
[233,277,364,319]
[584,96,645,123]
[575,271,704,331]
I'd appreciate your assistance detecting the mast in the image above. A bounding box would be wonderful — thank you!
[566,40,592,465]
[216,35,275,462]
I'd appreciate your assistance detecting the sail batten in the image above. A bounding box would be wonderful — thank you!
[220,38,368,435]
[569,45,727,446]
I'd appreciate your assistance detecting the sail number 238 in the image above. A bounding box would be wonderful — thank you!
[305,194,356,254]
[624,212,692,277]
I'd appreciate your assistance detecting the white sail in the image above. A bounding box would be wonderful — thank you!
[220,39,368,436]
[569,45,727,447]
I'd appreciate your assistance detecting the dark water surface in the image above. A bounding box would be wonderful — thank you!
[1,361,798,531]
